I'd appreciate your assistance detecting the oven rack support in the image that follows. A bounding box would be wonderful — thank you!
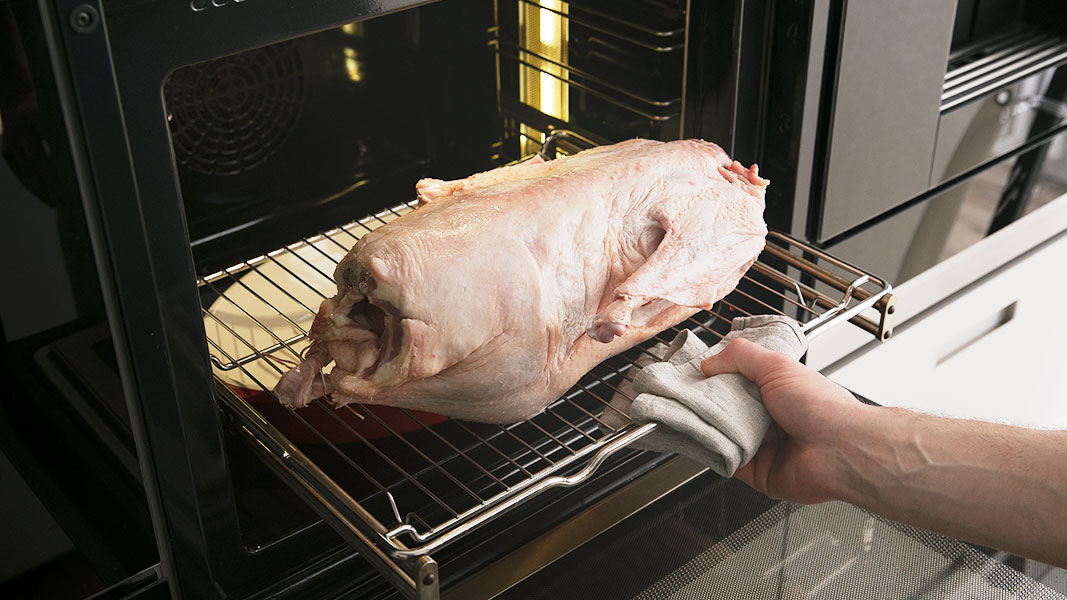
[201,136,894,599]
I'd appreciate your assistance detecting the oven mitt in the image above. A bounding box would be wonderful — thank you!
[600,315,807,477]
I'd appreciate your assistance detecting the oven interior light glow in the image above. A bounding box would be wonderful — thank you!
[343,47,363,82]
[540,71,558,118]
[539,1,560,46]
[520,0,568,156]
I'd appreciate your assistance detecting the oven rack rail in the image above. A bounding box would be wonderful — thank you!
[493,0,687,142]
[494,42,683,123]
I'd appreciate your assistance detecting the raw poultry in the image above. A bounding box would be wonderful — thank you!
[274,138,769,423]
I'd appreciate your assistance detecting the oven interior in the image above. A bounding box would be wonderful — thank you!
[196,173,893,598]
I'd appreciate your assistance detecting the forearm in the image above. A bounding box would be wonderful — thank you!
[833,405,1067,567]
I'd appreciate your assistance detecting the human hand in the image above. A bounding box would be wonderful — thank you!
[700,337,868,504]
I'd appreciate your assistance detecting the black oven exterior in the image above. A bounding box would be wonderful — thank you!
[2,0,1065,598]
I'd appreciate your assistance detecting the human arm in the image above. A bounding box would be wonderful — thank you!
[701,337,1067,568]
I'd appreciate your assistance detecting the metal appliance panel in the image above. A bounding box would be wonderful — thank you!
[817,0,957,241]
[933,69,1067,186]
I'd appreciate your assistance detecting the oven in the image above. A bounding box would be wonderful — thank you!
[1,0,1064,599]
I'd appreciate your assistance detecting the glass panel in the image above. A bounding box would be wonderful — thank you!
[498,474,1067,600]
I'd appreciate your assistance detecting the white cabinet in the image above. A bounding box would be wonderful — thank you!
[825,231,1067,429]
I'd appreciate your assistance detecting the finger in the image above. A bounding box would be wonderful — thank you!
[750,425,783,497]
[733,423,779,492]
[733,460,755,488]
[700,337,790,386]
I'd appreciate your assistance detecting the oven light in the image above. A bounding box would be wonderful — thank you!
[539,0,560,46]
[341,22,363,37]
[540,71,559,117]
[519,129,541,150]
[519,0,568,155]
[343,47,363,82]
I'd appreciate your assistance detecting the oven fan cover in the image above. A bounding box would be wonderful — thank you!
[164,41,304,177]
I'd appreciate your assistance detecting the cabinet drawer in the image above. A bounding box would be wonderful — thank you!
[825,231,1067,428]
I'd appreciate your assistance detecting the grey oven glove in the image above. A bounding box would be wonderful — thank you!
[600,315,807,477]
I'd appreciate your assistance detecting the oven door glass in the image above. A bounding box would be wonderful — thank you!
[497,472,1067,599]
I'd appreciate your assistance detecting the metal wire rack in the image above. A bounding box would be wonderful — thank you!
[200,134,894,598]
[943,25,1067,111]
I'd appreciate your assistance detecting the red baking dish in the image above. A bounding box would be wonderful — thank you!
[228,385,450,444]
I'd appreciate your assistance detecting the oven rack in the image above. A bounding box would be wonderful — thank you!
[199,157,893,600]
[494,42,683,122]
[943,25,1067,111]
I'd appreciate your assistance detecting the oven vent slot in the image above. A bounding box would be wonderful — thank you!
[942,26,1067,111]
[165,41,305,176]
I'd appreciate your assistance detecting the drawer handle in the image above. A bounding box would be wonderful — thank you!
[936,302,1017,366]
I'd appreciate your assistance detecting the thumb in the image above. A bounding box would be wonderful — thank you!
[700,337,789,386]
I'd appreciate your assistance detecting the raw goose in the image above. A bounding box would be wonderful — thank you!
[274,139,768,424]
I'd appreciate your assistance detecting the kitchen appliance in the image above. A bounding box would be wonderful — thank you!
[1,0,1064,599]
[800,0,1067,370]
[805,0,1067,244]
